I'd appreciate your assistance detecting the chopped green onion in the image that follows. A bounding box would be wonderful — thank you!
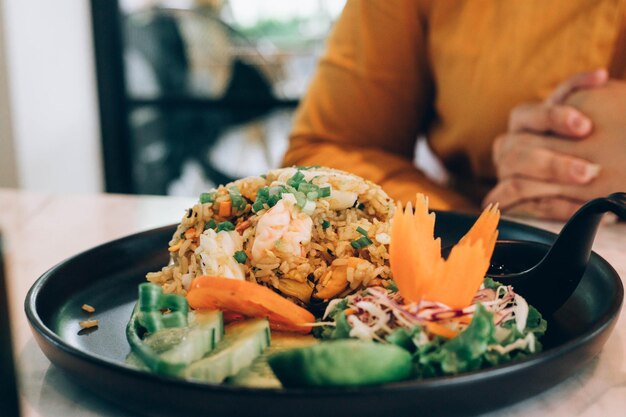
[356,226,369,236]
[302,199,316,215]
[257,187,270,200]
[357,203,365,210]
[283,185,308,209]
[228,186,246,212]
[253,187,270,212]
[204,219,217,230]
[306,191,319,200]
[296,165,320,170]
[199,192,216,204]
[216,221,235,232]
[297,182,318,194]
[252,200,265,213]
[351,236,373,249]
[321,220,330,229]
[269,185,285,197]
[318,186,331,198]
[287,171,305,187]
[233,251,248,264]
[294,192,307,208]
[267,194,281,207]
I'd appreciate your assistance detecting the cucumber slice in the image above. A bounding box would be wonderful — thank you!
[157,311,223,364]
[226,352,280,388]
[228,332,319,388]
[184,319,270,384]
[143,327,187,353]
[125,351,149,371]
[126,308,223,376]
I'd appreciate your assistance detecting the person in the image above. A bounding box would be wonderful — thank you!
[282,1,626,220]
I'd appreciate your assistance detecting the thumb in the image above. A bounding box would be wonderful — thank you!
[545,69,608,105]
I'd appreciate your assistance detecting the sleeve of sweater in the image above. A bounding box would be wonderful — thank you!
[282,0,475,211]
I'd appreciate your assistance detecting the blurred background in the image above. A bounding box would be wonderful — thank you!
[0,0,345,197]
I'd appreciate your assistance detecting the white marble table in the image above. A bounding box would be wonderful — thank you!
[1,188,624,417]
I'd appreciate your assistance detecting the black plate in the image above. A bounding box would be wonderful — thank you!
[25,212,623,417]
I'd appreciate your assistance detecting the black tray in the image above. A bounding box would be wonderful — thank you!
[25,212,623,417]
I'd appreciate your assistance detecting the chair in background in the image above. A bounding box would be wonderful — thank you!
[122,6,282,194]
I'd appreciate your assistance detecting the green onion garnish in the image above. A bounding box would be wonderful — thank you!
[357,203,365,210]
[321,220,330,229]
[257,187,270,200]
[267,185,286,207]
[356,226,368,236]
[267,194,281,207]
[297,182,317,194]
[228,186,246,211]
[252,187,271,212]
[204,219,217,230]
[287,171,305,187]
[351,236,373,249]
[252,200,265,213]
[233,251,248,264]
[199,192,216,204]
[216,221,235,232]
[318,186,331,198]
[294,192,307,208]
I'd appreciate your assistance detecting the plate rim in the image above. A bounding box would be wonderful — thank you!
[24,215,624,397]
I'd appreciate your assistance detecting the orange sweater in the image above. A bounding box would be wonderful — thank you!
[283,0,626,211]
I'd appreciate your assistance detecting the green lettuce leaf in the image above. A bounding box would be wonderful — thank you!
[482,277,501,290]
[416,303,496,374]
[525,304,547,337]
[384,280,399,293]
[314,299,352,340]
[386,327,424,352]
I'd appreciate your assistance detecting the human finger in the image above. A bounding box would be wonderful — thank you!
[482,177,584,211]
[602,213,619,225]
[545,69,608,106]
[483,178,555,210]
[495,141,601,184]
[503,197,583,221]
[508,103,592,137]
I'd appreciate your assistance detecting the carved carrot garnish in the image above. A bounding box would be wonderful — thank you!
[390,194,499,309]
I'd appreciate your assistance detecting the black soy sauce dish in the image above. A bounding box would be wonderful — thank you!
[452,192,626,316]
[25,212,623,417]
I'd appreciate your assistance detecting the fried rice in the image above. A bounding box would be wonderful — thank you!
[146,167,395,306]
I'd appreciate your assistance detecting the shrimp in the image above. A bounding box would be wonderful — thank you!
[197,229,245,280]
[327,189,357,210]
[252,198,313,261]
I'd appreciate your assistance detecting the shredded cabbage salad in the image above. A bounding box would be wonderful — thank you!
[316,278,547,377]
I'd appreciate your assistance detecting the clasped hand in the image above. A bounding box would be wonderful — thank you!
[484,70,626,220]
